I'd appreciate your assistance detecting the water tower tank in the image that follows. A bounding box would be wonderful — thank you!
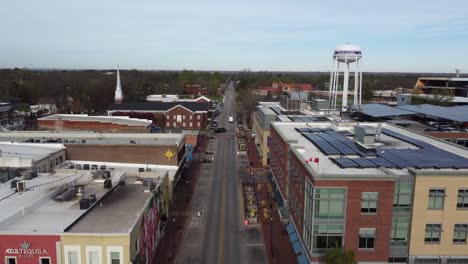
[334,43,362,63]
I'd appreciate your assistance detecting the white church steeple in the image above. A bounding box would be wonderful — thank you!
[114,66,123,104]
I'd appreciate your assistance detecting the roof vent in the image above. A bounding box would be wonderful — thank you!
[355,125,377,145]
[16,181,26,192]
[80,198,90,210]
[22,170,38,180]
[104,179,112,189]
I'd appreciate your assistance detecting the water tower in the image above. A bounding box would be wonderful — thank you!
[329,43,363,112]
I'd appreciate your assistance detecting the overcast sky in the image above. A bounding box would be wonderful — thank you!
[1,0,467,72]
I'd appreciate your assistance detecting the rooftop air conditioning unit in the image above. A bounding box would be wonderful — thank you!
[104,179,112,189]
[16,181,26,192]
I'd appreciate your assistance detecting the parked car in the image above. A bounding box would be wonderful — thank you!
[424,127,440,132]
[215,127,226,133]
[439,127,458,132]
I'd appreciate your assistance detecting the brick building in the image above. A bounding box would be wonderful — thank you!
[269,121,468,263]
[185,84,208,95]
[38,114,152,133]
[108,101,209,130]
[0,131,186,167]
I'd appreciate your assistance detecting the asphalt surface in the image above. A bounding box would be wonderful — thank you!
[176,82,267,264]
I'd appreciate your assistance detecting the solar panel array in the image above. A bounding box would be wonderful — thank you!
[289,116,329,122]
[298,127,468,170]
[270,106,283,115]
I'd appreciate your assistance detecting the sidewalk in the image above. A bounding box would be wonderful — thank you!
[245,131,297,264]
[152,155,203,264]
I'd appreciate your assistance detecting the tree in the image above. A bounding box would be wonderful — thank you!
[324,248,357,264]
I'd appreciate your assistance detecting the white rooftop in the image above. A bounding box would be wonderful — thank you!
[272,122,468,178]
[39,114,152,127]
[0,171,125,234]
[0,131,184,146]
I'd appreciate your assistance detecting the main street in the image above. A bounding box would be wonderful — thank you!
[176,82,267,264]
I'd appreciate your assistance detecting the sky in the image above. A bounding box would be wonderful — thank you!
[1,0,467,72]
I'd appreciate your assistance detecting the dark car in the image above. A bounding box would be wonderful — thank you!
[424,127,440,132]
[215,127,226,133]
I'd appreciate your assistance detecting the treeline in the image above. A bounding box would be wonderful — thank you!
[0,68,451,114]
[0,69,226,112]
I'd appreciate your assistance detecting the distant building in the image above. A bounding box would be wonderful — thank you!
[38,114,152,133]
[185,84,208,95]
[279,91,309,111]
[0,142,66,182]
[255,82,313,96]
[0,131,186,167]
[108,101,210,130]
[0,103,13,126]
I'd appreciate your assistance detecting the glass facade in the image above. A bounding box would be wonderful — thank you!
[303,180,346,255]
[312,224,344,254]
[390,216,409,246]
[393,183,412,212]
[314,188,346,218]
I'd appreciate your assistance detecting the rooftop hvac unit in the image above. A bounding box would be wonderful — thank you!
[10,179,20,190]
[88,194,97,204]
[104,179,112,189]
[22,170,38,180]
[79,198,90,210]
[16,181,26,192]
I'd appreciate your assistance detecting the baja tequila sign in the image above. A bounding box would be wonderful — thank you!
[4,241,48,257]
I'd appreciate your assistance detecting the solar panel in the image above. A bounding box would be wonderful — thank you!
[377,150,414,169]
[386,149,433,169]
[332,157,359,168]
[353,158,378,168]
[367,157,397,168]
[353,103,414,118]
[304,134,340,155]
[295,127,311,133]
[316,133,357,155]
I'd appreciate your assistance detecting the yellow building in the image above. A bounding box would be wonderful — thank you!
[252,103,283,166]
[409,169,468,264]
[61,175,169,264]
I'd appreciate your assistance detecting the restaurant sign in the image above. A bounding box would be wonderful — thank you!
[4,241,48,257]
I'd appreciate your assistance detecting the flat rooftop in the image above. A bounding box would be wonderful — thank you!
[0,142,64,160]
[39,114,152,127]
[0,131,184,146]
[272,122,468,178]
[66,180,152,233]
[0,171,125,233]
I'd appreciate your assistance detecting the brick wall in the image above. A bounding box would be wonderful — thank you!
[64,145,180,166]
[166,106,208,130]
[38,120,150,133]
[269,126,290,202]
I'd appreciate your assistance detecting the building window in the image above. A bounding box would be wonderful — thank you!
[314,188,346,218]
[393,183,412,212]
[64,245,81,264]
[166,115,170,120]
[390,217,409,247]
[361,192,378,213]
[177,115,182,122]
[197,122,200,127]
[189,122,192,127]
[359,228,376,249]
[388,257,408,263]
[448,259,468,264]
[5,257,16,264]
[86,246,102,264]
[173,122,176,127]
[425,224,442,243]
[457,189,468,209]
[428,188,445,209]
[312,224,344,254]
[415,259,441,264]
[107,246,123,264]
[453,224,468,244]
[190,115,193,120]
[197,115,200,120]
[166,122,170,127]
[182,122,185,127]
[182,115,185,120]
[40,257,51,264]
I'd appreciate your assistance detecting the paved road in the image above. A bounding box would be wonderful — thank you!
[176,82,267,264]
